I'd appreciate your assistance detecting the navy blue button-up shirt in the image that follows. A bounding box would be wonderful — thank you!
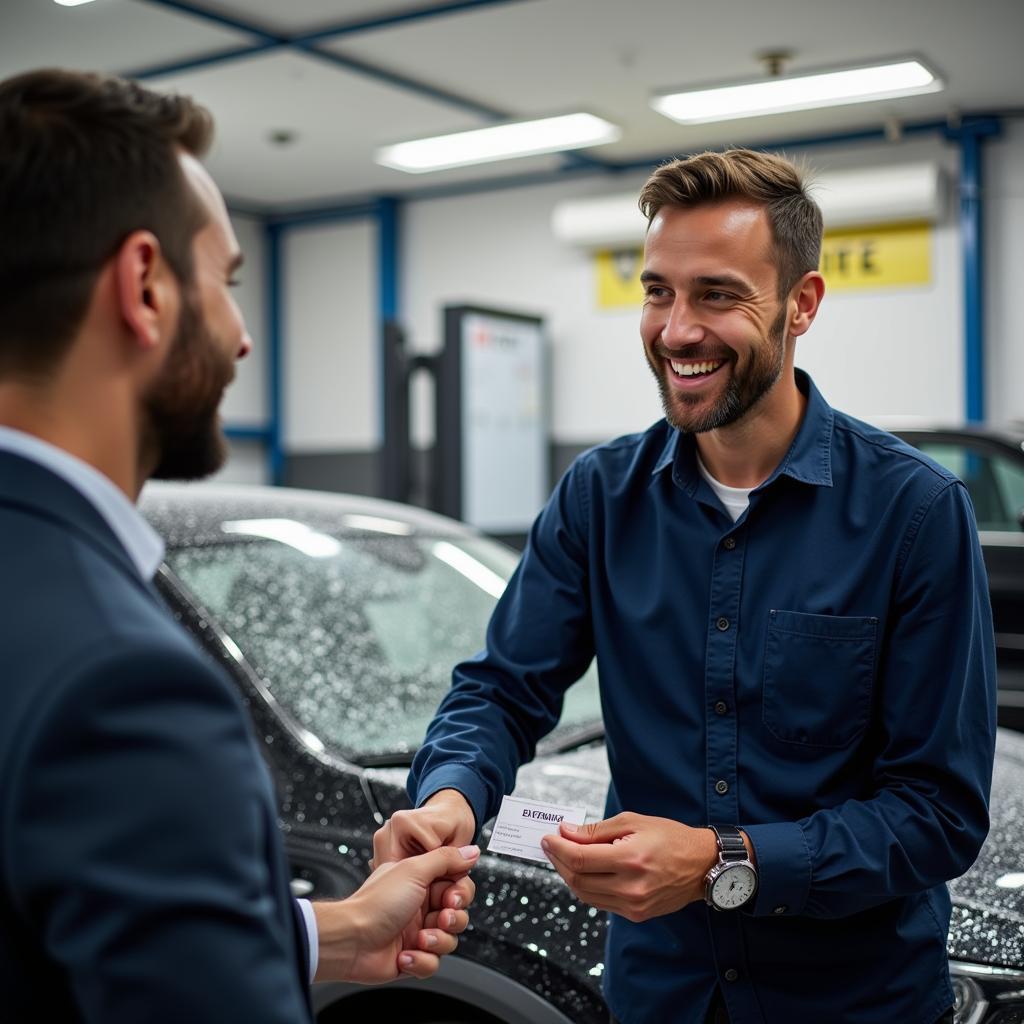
[409,372,997,1024]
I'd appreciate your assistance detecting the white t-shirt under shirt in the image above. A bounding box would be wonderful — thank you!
[696,454,753,522]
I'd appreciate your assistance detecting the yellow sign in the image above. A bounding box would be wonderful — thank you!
[594,220,932,308]
[819,220,931,292]
[596,247,644,309]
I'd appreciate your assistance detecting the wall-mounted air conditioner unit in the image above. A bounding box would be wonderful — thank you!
[550,162,946,249]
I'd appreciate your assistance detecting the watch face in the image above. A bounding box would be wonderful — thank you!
[711,863,757,909]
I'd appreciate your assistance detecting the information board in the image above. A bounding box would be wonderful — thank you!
[437,306,548,533]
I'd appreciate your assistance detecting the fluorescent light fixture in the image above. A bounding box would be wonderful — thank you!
[54,0,98,6]
[376,113,620,174]
[431,541,507,599]
[652,59,942,125]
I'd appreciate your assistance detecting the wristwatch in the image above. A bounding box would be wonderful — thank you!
[704,824,758,911]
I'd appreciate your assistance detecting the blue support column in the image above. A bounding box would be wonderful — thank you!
[950,118,1002,424]
[265,222,285,485]
[959,130,984,423]
[377,196,400,442]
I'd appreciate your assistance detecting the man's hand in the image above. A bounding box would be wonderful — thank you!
[313,844,480,984]
[540,813,720,922]
[364,790,478,979]
[372,789,477,866]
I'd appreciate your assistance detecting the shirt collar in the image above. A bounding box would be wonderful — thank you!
[651,369,834,491]
[0,426,165,579]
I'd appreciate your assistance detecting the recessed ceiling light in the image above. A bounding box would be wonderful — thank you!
[53,0,99,7]
[268,129,298,147]
[652,58,942,125]
[376,113,621,174]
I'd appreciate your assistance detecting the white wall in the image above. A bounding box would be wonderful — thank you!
[282,218,378,451]
[985,117,1024,427]
[219,213,268,429]
[403,135,964,449]
[403,173,654,446]
[211,438,269,485]
[794,137,962,423]
[208,213,271,485]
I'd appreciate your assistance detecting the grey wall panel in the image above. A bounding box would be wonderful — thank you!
[283,451,380,497]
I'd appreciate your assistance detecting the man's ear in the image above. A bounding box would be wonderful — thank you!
[114,230,178,351]
[787,271,825,338]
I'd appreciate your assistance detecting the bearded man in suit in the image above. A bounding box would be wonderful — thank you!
[0,68,479,1023]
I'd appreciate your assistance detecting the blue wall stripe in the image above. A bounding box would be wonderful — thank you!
[224,425,273,442]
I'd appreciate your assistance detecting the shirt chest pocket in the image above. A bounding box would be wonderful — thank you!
[762,609,878,748]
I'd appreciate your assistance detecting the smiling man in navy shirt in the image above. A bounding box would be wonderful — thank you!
[376,148,997,1024]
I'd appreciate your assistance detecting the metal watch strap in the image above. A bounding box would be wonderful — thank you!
[710,824,747,862]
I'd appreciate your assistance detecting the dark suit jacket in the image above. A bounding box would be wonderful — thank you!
[0,451,313,1022]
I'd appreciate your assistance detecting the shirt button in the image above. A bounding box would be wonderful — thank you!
[716,617,730,631]
[723,537,736,550]
[773,905,788,915]
[724,969,739,982]
[715,779,729,795]
[714,701,728,716]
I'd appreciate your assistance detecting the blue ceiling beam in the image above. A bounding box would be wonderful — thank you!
[120,41,280,82]
[297,0,536,42]
[131,0,609,169]
[294,45,508,119]
[133,0,522,121]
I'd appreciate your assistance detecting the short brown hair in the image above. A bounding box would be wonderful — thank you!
[0,69,214,375]
[638,148,823,297]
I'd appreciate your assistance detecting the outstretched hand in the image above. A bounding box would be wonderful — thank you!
[314,843,479,984]
[540,813,719,922]
[372,789,477,866]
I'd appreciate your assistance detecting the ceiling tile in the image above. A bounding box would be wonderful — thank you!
[0,0,258,80]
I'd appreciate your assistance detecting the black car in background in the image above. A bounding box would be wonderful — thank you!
[892,426,1024,730]
[141,483,1024,1024]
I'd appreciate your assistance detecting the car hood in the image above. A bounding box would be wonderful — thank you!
[511,731,1024,970]
[947,727,1024,969]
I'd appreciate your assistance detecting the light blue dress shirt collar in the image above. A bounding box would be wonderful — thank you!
[0,426,165,580]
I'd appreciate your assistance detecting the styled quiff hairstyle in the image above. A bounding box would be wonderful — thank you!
[638,148,823,298]
[0,68,214,375]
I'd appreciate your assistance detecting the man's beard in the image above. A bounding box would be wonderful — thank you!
[144,291,234,481]
[650,306,787,434]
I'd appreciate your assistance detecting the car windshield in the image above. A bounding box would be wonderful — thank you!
[165,526,602,762]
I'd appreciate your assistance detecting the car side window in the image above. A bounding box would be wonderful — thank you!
[916,442,1024,532]
[992,455,1024,529]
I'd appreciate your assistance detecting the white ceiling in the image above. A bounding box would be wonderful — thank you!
[3,0,1022,212]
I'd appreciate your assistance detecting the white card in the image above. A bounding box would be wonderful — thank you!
[486,795,588,865]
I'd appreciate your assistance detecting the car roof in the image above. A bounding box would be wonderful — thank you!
[878,418,1024,443]
[139,480,483,549]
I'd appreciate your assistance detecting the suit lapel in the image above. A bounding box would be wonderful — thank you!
[0,451,163,606]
